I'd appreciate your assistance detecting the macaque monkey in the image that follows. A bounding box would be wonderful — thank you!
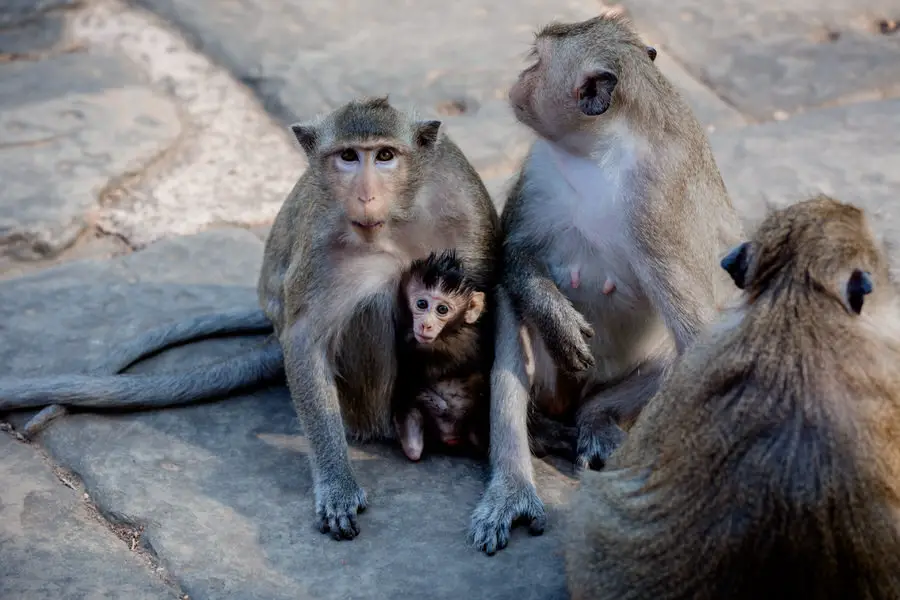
[0,98,502,543]
[392,250,491,462]
[566,195,900,599]
[470,11,743,554]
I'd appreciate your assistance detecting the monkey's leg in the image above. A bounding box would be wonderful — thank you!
[469,287,546,555]
[20,308,273,438]
[575,359,666,470]
[282,320,368,541]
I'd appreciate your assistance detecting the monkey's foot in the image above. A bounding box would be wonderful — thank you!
[468,474,546,555]
[314,478,368,541]
[575,421,627,471]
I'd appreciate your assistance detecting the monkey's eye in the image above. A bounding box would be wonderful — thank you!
[339,149,358,162]
[375,148,395,162]
[415,299,428,310]
[436,304,449,316]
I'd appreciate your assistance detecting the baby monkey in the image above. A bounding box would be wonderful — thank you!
[392,250,491,461]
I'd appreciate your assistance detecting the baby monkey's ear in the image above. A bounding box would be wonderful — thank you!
[465,291,486,324]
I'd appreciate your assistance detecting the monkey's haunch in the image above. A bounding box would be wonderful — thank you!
[0,338,284,412]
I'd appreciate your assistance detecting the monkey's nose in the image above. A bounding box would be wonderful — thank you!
[357,196,375,204]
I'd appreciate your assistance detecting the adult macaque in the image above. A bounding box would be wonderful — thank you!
[470,11,743,554]
[0,97,502,542]
[566,195,900,599]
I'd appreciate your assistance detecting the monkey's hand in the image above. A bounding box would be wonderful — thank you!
[539,291,595,373]
[468,473,546,555]
[314,475,368,541]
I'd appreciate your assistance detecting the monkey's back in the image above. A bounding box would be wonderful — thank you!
[566,312,900,600]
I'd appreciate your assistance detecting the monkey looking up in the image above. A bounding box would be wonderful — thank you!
[566,196,900,600]
[470,11,743,554]
[392,250,491,462]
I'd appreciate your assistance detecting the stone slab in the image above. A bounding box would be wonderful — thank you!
[0,50,180,261]
[618,0,900,120]
[0,228,576,600]
[0,13,69,55]
[0,0,77,28]
[711,97,900,261]
[0,435,179,599]
[130,0,745,200]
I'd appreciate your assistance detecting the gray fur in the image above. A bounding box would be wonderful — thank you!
[0,338,283,410]
[17,307,274,438]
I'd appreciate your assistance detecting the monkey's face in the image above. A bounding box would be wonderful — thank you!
[323,144,412,242]
[407,282,460,345]
[509,36,619,148]
[406,279,485,346]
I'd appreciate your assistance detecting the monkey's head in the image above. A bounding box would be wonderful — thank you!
[403,250,485,346]
[509,10,658,147]
[290,97,443,243]
[720,195,889,317]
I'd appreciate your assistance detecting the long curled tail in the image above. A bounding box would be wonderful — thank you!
[2,337,284,412]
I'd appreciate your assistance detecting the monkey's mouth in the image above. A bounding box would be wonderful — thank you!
[414,332,436,345]
[443,436,460,447]
[351,220,384,231]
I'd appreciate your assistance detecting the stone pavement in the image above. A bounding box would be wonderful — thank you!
[0,0,898,598]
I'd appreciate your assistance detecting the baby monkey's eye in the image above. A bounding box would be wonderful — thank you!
[436,304,449,316]
[339,149,358,162]
[415,299,428,310]
[375,148,395,162]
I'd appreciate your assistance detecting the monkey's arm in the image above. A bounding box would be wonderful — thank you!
[502,240,595,373]
[281,318,367,540]
[630,212,719,353]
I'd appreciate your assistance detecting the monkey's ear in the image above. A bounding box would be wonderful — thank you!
[846,269,873,315]
[577,70,618,116]
[394,408,425,461]
[720,242,751,289]
[646,46,657,62]
[415,120,442,149]
[465,291,486,324]
[290,123,318,155]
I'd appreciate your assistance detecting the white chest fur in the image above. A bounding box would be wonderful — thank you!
[520,126,646,301]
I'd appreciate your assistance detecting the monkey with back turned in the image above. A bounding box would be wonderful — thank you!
[566,195,900,599]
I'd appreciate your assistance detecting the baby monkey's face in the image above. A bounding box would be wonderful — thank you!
[406,280,465,345]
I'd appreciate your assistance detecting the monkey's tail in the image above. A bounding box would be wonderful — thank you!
[103,308,273,375]
[0,337,284,412]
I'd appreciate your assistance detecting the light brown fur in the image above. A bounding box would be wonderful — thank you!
[566,195,900,599]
